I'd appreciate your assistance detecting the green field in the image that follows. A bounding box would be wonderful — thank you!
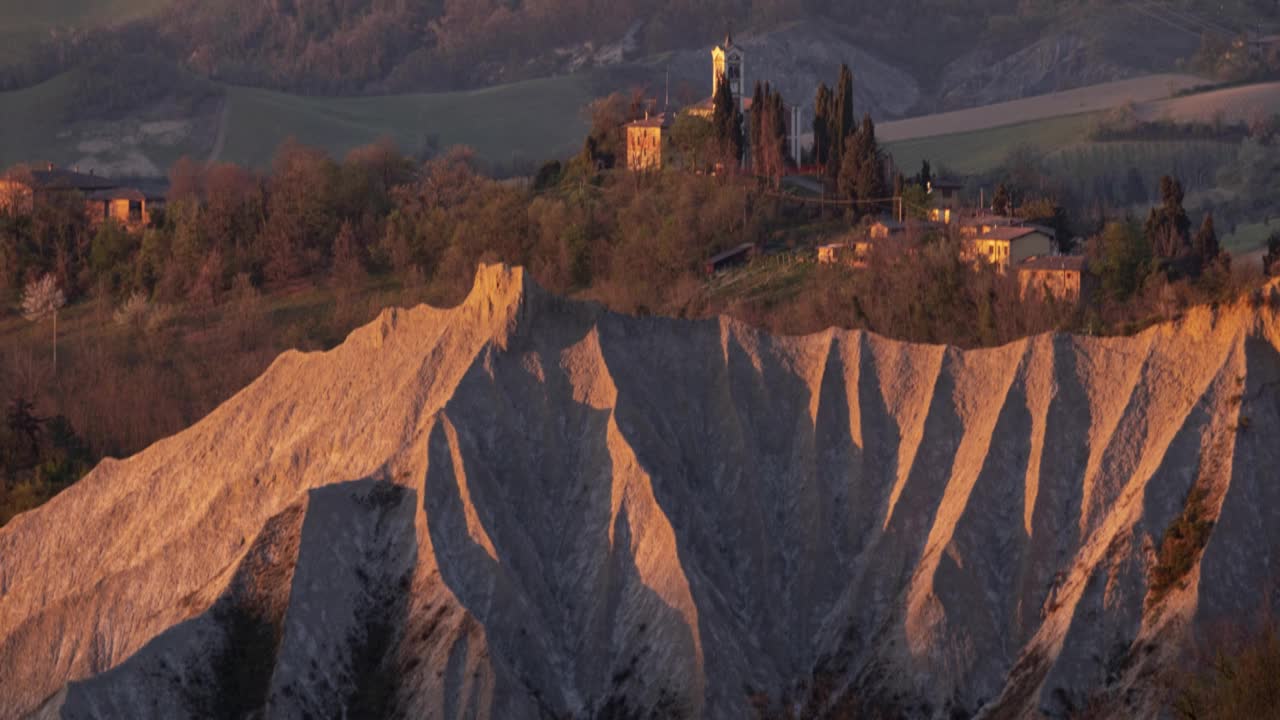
[0,70,594,175]
[886,113,1099,176]
[219,75,593,171]
[1223,222,1275,255]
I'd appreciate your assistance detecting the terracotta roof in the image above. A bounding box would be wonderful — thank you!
[1018,255,1087,272]
[978,226,1049,242]
[961,213,1022,227]
[88,188,150,202]
[29,168,118,192]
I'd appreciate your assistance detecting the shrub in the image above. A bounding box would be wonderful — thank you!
[1149,487,1215,607]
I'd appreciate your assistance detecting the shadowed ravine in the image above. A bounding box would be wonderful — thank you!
[1,265,1279,719]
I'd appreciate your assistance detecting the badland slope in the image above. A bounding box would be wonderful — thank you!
[2,265,1279,719]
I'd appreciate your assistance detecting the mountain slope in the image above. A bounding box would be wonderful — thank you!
[2,266,1279,719]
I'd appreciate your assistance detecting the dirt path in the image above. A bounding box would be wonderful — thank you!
[205,95,231,164]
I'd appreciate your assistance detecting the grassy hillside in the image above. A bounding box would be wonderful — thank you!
[0,0,169,63]
[1141,81,1280,124]
[0,71,210,174]
[0,0,167,28]
[887,113,1097,175]
[881,74,1206,142]
[218,75,592,170]
[0,70,593,174]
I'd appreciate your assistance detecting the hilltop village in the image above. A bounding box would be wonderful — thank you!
[614,35,1101,304]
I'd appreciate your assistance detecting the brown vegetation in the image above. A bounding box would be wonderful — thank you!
[2,136,1273,526]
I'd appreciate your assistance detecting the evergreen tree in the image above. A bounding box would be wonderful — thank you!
[750,81,765,172]
[991,182,1011,216]
[813,83,832,170]
[853,114,884,213]
[1192,212,1220,274]
[919,160,932,190]
[1265,231,1280,277]
[711,72,743,170]
[828,64,854,179]
[837,134,860,205]
[770,90,788,179]
[1146,175,1191,261]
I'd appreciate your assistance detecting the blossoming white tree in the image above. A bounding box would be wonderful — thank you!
[21,274,67,375]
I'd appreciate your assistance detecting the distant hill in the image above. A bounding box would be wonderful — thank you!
[0,0,1274,175]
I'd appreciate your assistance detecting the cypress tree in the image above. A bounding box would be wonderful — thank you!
[712,72,743,169]
[828,64,854,179]
[771,89,788,178]
[853,114,884,214]
[1192,212,1220,273]
[813,83,832,170]
[1147,175,1191,261]
[992,182,1011,216]
[750,81,765,172]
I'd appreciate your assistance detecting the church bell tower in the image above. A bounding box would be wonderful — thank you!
[711,33,746,113]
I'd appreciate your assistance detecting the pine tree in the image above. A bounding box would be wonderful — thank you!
[919,160,932,190]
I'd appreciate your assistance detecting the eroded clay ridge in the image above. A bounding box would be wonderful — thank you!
[2,265,1278,719]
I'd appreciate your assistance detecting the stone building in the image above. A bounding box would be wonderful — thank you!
[625,113,675,171]
[1018,255,1092,303]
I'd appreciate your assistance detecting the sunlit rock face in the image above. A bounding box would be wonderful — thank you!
[2,265,1279,720]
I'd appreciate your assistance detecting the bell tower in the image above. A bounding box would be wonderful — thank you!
[711,33,746,113]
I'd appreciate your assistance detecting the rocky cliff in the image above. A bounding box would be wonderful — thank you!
[3,265,1279,719]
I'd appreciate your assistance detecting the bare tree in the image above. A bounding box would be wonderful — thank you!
[21,274,67,375]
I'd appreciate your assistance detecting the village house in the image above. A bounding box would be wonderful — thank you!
[869,219,905,239]
[0,165,118,216]
[928,178,963,224]
[964,225,1055,272]
[86,187,166,231]
[817,239,874,268]
[1018,255,1092,303]
[0,164,163,230]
